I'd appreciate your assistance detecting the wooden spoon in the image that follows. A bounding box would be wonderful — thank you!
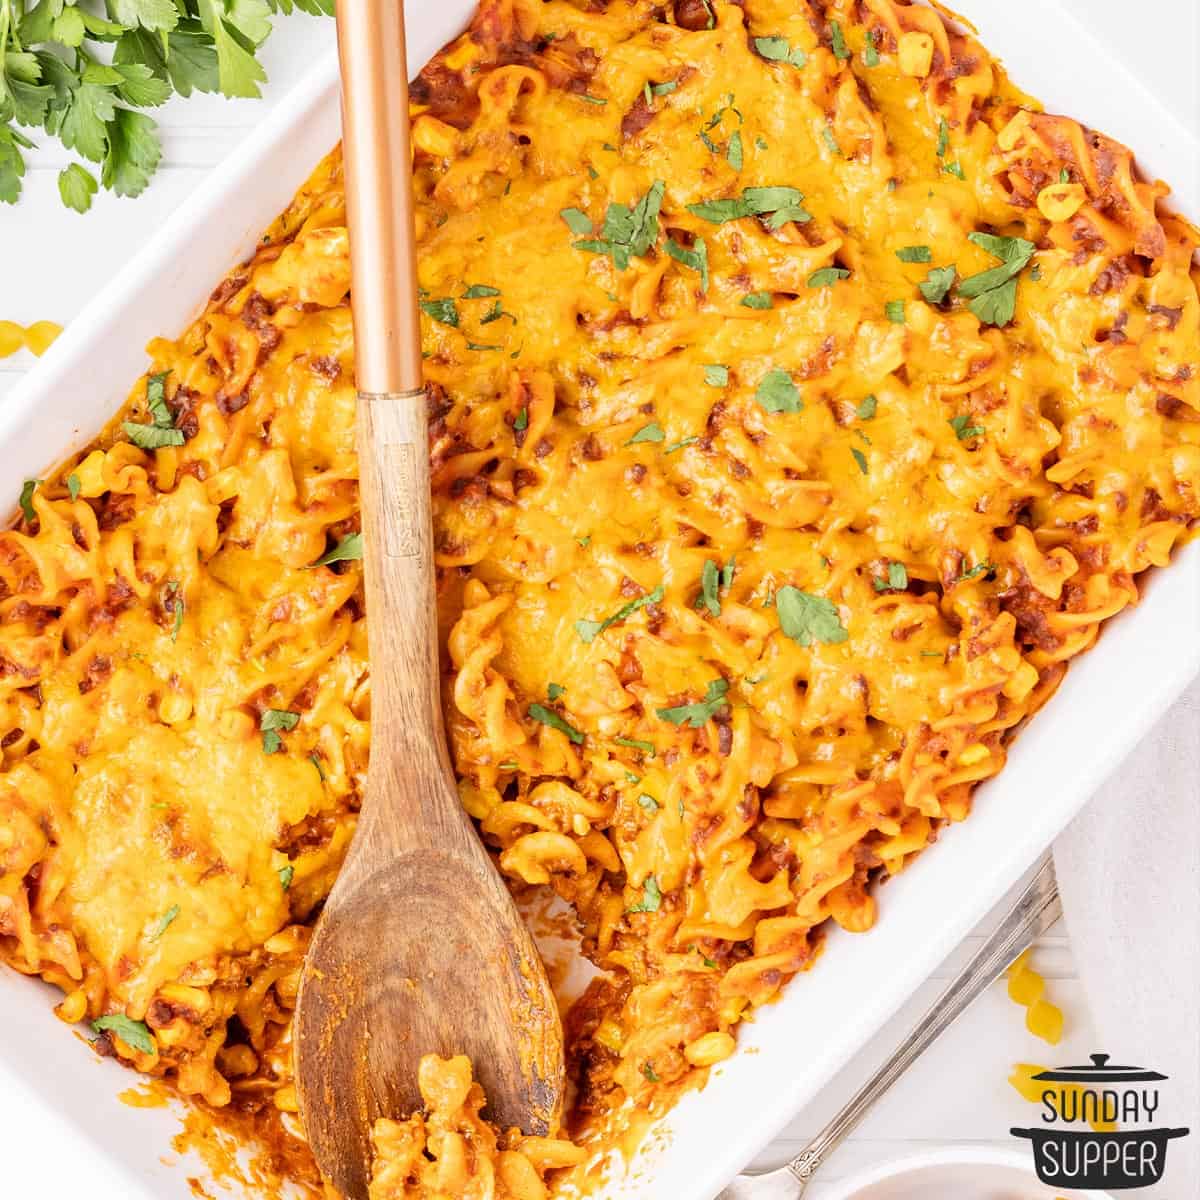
[292,5,564,1196]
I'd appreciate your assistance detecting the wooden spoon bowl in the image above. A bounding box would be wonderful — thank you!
[293,4,563,1195]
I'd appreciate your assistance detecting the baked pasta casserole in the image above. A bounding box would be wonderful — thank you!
[1,0,1197,1191]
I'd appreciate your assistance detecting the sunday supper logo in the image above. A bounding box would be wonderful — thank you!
[1010,1053,1190,1189]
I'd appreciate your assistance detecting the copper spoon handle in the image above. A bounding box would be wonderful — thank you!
[338,0,422,394]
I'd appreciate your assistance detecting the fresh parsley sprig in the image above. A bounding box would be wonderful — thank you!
[0,0,334,211]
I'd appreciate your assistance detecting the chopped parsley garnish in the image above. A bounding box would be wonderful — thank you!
[150,904,180,941]
[18,478,39,524]
[559,207,592,235]
[67,473,81,502]
[614,735,656,756]
[574,180,664,269]
[687,185,809,227]
[936,117,949,158]
[704,364,729,387]
[418,297,459,327]
[956,560,995,583]
[885,300,906,324]
[311,532,363,568]
[466,342,501,352]
[665,437,699,454]
[665,236,709,293]
[727,130,743,171]
[875,562,908,592]
[480,301,516,325]
[753,36,806,67]
[642,1062,661,1082]
[656,678,729,726]
[626,422,665,446]
[851,447,869,475]
[821,125,841,156]
[579,93,607,105]
[864,30,880,66]
[919,265,956,304]
[721,556,736,589]
[755,368,801,414]
[279,864,295,891]
[775,587,848,646]
[461,284,500,298]
[628,875,662,913]
[949,414,985,441]
[261,708,299,755]
[514,407,529,432]
[808,266,850,288]
[698,559,721,617]
[92,1014,154,1055]
[637,793,659,812]
[740,291,772,310]
[829,19,849,60]
[124,370,183,450]
[856,395,877,420]
[958,232,1036,326]
[528,703,584,744]
[650,80,678,96]
[547,683,566,701]
[896,245,932,263]
[943,161,966,180]
[309,754,325,781]
[576,585,665,643]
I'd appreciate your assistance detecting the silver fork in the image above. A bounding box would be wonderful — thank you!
[716,856,1062,1199]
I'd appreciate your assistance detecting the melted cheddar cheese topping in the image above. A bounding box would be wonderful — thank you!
[0,0,1196,1185]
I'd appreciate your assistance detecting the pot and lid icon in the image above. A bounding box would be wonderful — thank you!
[1010,1051,1189,1190]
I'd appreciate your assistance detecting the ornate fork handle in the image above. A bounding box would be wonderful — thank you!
[782,856,1061,1190]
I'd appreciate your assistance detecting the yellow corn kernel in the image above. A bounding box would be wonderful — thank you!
[274,1084,299,1112]
[1037,182,1086,222]
[216,1043,259,1078]
[218,708,257,741]
[55,988,88,1024]
[684,1031,736,1067]
[1026,998,1064,1044]
[898,32,934,77]
[593,1017,624,1054]
[158,691,193,726]
[24,320,63,356]
[957,743,990,766]
[0,321,24,357]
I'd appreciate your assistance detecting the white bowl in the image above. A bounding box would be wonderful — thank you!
[823,1146,1114,1200]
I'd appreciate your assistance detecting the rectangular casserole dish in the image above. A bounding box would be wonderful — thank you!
[0,1,1196,1196]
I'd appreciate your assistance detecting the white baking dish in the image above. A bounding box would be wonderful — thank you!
[1,3,1197,1198]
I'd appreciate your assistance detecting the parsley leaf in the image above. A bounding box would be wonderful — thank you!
[149,904,180,941]
[936,116,949,158]
[807,266,850,288]
[740,290,772,309]
[261,708,299,754]
[875,562,908,592]
[311,532,362,567]
[637,793,659,812]
[101,107,161,198]
[656,678,729,727]
[664,235,709,293]
[559,207,592,235]
[956,560,994,583]
[123,369,183,449]
[687,185,808,225]
[165,580,184,641]
[864,30,880,66]
[703,364,729,387]
[698,559,721,616]
[614,735,656,756]
[278,864,294,890]
[67,473,81,502]
[419,297,459,327]
[949,414,985,441]
[957,232,1036,327]
[576,585,664,643]
[628,875,662,913]
[776,587,848,646]
[829,20,849,61]
[919,265,956,304]
[574,180,664,270]
[528,703,584,744]
[856,395,877,420]
[755,368,801,414]
[727,129,743,171]
[626,422,665,445]
[18,478,39,524]
[547,682,566,701]
[885,300,906,324]
[851,446,869,475]
[753,36,806,67]
[896,245,932,263]
[92,1014,154,1054]
[58,162,98,212]
[461,283,501,298]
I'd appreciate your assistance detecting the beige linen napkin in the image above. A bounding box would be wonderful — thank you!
[1053,679,1200,1197]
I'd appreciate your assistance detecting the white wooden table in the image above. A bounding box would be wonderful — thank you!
[0,2,1190,1193]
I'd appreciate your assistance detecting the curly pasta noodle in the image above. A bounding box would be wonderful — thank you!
[0,0,1196,1188]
